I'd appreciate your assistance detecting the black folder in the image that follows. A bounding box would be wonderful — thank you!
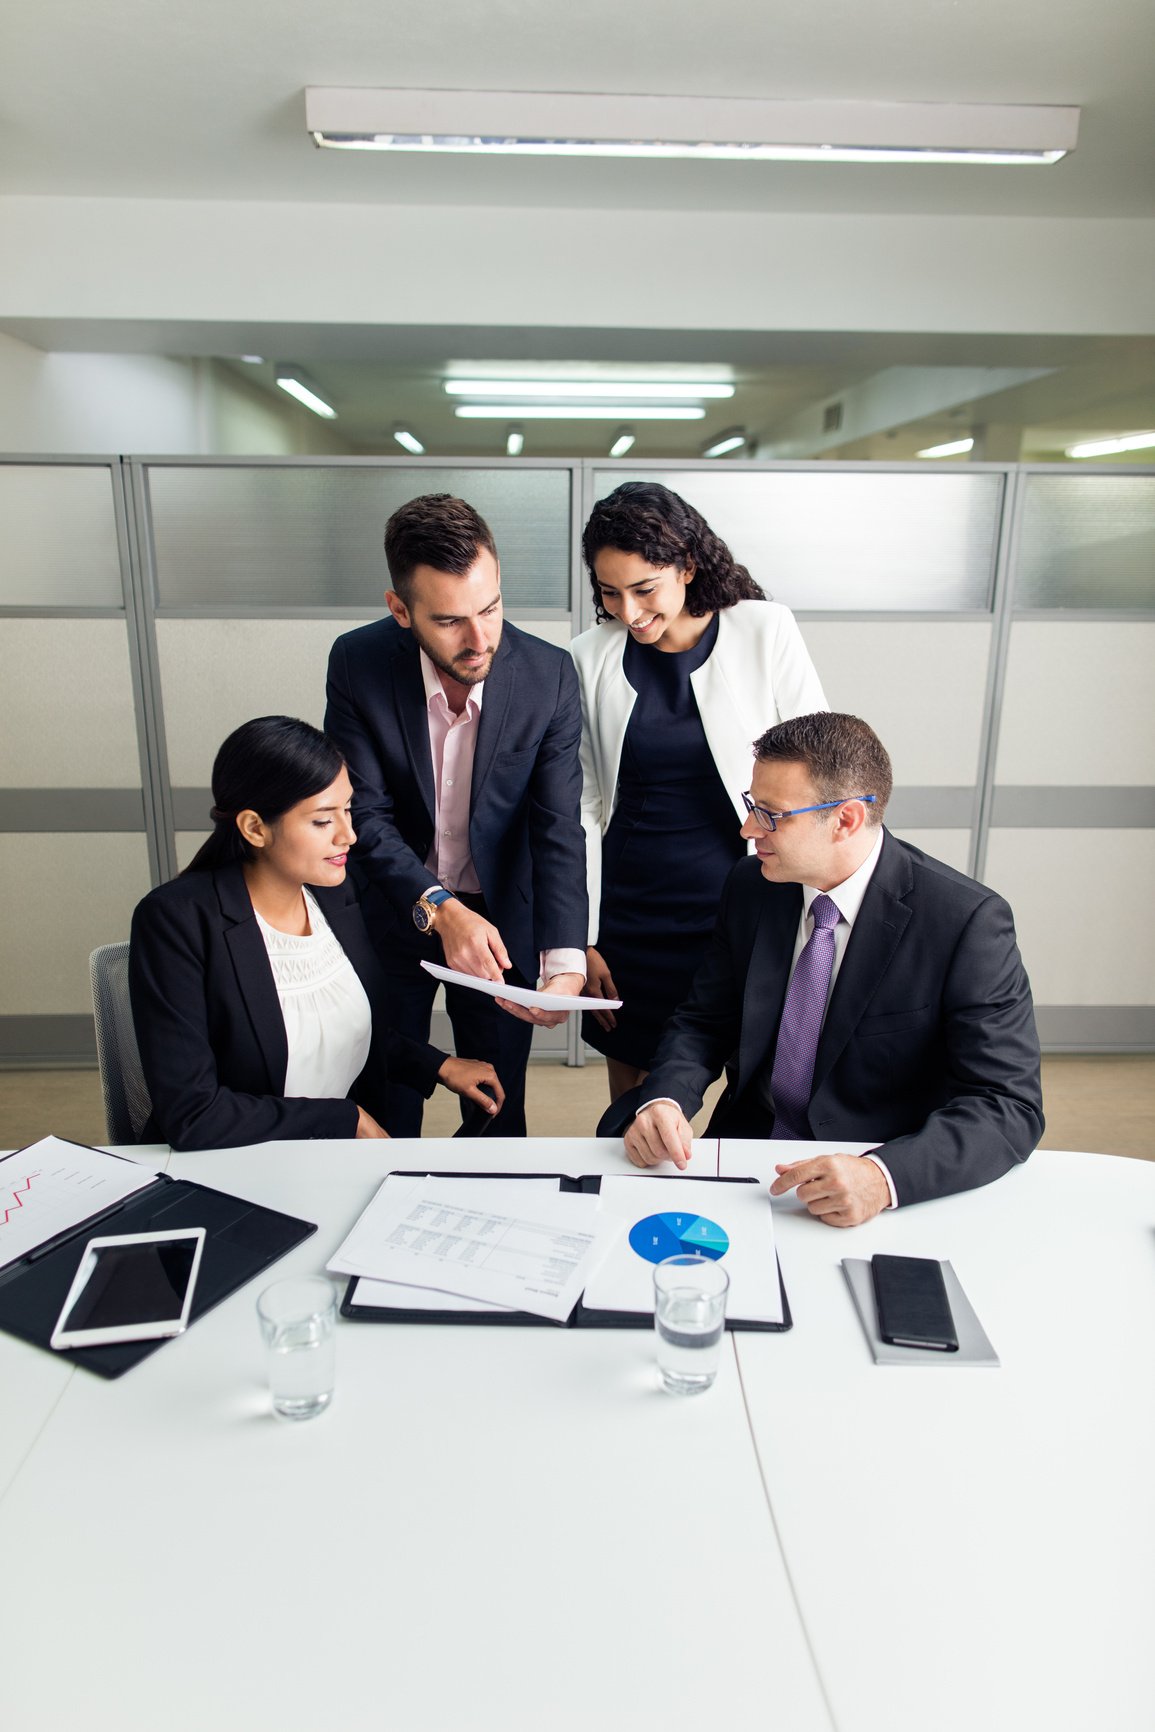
[339,1171,791,1332]
[0,1138,316,1379]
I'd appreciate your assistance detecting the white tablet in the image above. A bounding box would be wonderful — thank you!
[49,1227,206,1350]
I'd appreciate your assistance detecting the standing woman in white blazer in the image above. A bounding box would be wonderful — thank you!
[570,482,828,1104]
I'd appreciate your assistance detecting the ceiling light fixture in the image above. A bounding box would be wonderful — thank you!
[275,364,337,419]
[609,428,636,458]
[702,428,747,458]
[307,90,1079,165]
[506,424,525,456]
[916,437,975,458]
[393,425,425,455]
[1065,431,1155,458]
[445,379,734,399]
[455,405,705,421]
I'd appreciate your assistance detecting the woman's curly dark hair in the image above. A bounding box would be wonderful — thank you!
[582,481,766,622]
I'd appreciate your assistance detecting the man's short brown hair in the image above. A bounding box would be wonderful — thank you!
[753,713,892,823]
[384,494,498,602]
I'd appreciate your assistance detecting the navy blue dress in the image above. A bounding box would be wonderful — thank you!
[583,616,746,1069]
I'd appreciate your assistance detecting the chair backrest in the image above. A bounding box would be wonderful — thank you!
[89,943,153,1145]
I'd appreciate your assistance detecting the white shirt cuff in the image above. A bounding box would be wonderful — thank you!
[864,1152,898,1209]
[637,1097,682,1114]
[540,948,587,985]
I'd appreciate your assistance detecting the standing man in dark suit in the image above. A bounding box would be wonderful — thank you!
[622,712,1043,1222]
[325,494,588,1135]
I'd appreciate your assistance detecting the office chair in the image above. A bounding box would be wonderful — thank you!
[89,942,153,1145]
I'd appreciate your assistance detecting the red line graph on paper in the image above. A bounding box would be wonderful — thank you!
[0,1172,40,1226]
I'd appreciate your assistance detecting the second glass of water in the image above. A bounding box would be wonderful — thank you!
[257,1276,337,1421]
[653,1254,730,1395]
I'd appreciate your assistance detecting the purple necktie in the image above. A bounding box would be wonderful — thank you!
[769,893,841,1140]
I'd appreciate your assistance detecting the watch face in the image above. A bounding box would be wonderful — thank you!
[412,902,433,933]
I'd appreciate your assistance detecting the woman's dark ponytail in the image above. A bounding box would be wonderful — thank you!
[183,716,344,876]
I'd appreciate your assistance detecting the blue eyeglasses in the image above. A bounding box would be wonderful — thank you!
[740,792,876,833]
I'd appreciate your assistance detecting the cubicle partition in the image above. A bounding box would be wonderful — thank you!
[1,454,1151,1064]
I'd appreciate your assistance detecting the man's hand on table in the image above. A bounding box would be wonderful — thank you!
[624,1101,693,1171]
[770,1154,889,1226]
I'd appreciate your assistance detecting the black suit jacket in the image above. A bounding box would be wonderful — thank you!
[325,617,588,980]
[639,832,1044,1206]
[129,865,445,1152]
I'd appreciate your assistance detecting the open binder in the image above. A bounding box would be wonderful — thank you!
[340,1171,792,1332]
[0,1137,316,1378]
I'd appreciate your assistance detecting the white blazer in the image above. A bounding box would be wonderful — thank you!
[569,599,828,943]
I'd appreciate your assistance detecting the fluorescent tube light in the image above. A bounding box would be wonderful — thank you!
[609,428,636,458]
[307,91,1078,165]
[506,425,525,456]
[916,437,975,458]
[393,426,425,454]
[275,364,337,419]
[455,405,705,421]
[703,429,747,458]
[445,379,734,399]
[1066,432,1155,458]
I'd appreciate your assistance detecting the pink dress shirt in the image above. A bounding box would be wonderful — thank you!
[419,650,585,987]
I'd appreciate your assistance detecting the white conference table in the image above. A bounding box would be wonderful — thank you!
[1,1135,1152,1732]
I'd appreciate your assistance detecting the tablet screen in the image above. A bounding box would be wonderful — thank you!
[61,1238,199,1333]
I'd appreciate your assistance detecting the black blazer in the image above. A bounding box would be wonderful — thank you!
[129,865,445,1152]
[639,832,1044,1206]
[325,617,588,981]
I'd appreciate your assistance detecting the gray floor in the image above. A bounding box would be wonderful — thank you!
[2,1055,1153,1161]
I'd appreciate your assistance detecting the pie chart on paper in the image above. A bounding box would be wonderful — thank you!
[628,1211,730,1264]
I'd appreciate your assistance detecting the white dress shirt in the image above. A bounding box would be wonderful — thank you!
[418,649,585,987]
[256,889,372,1101]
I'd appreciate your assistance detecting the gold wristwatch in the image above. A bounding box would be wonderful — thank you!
[412,888,455,933]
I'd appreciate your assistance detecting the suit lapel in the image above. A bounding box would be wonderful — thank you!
[737,882,802,1090]
[215,866,289,1092]
[470,631,513,815]
[810,833,913,1093]
[392,631,436,825]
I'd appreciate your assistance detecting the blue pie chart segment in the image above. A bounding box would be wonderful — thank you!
[628,1212,730,1264]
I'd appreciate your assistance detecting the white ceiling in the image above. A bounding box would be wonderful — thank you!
[3,0,1154,458]
[3,0,1153,214]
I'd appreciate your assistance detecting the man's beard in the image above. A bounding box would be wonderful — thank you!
[410,623,498,688]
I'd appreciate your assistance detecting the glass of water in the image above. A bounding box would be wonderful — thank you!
[653,1254,730,1396]
[257,1276,337,1421]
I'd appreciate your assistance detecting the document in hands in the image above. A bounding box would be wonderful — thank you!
[328,1176,622,1323]
[420,960,621,1012]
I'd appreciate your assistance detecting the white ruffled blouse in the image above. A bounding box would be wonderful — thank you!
[255,889,372,1101]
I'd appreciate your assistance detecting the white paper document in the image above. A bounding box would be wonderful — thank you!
[581,1176,784,1326]
[0,1136,160,1273]
[420,960,621,1012]
[329,1175,620,1322]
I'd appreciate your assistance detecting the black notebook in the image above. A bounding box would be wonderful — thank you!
[0,1136,316,1378]
[338,1170,791,1332]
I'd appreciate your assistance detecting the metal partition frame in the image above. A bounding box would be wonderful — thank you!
[3,455,1153,1063]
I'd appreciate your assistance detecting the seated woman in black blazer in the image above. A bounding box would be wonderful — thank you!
[130,715,503,1151]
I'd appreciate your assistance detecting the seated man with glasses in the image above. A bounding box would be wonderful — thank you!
[620,711,1043,1225]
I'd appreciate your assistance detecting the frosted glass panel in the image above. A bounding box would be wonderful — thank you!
[157,619,371,783]
[147,465,572,610]
[1016,474,1155,609]
[0,620,141,787]
[0,834,152,1013]
[801,621,991,785]
[590,471,1002,611]
[996,623,1155,784]
[0,464,123,607]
